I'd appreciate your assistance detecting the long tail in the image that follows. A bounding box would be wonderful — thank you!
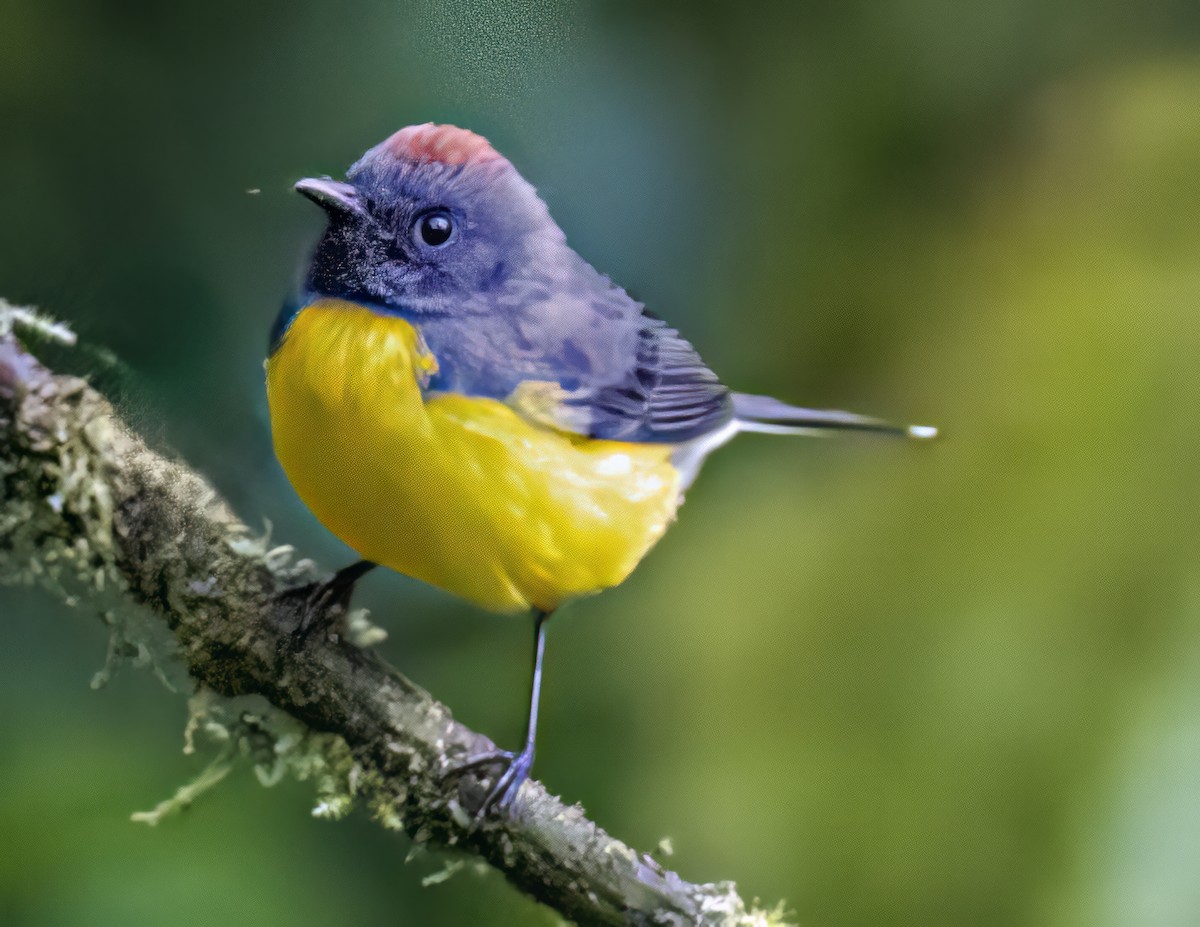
[732,393,938,440]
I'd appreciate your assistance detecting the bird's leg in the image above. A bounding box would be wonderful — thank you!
[289,559,378,642]
[444,609,551,817]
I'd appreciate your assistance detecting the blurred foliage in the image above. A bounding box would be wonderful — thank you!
[3,1,1200,925]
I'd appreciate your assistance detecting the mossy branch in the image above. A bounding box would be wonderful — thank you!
[0,300,788,927]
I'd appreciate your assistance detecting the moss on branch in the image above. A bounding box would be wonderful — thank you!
[0,299,789,927]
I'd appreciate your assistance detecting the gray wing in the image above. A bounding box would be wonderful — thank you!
[418,258,734,444]
[561,313,734,443]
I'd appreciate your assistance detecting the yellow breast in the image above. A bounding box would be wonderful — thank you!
[265,299,682,613]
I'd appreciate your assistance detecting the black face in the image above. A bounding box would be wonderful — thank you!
[304,207,416,309]
[297,160,528,316]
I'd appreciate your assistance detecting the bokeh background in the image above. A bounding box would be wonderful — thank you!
[3,1,1200,924]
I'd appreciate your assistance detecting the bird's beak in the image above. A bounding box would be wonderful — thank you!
[294,177,366,218]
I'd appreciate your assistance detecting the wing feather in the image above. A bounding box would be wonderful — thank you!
[562,315,733,443]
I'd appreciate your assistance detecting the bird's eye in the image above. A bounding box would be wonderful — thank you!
[414,210,455,249]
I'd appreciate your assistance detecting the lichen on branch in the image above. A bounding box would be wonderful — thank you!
[0,299,789,927]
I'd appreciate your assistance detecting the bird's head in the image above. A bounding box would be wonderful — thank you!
[296,124,564,314]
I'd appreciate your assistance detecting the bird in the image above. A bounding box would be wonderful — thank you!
[266,123,934,816]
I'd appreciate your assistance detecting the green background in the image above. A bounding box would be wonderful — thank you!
[4,1,1200,924]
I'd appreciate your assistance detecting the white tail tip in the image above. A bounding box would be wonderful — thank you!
[907,425,939,440]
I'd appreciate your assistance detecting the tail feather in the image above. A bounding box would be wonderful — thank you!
[732,393,936,439]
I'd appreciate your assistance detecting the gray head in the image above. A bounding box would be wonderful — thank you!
[296,124,566,314]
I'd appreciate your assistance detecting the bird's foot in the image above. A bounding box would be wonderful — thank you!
[443,745,535,819]
[278,560,376,648]
[293,580,346,646]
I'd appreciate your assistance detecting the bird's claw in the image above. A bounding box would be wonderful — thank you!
[274,578,343,649]
[278,560,376,649]
[294,583,342,645]
[443,746,535,819]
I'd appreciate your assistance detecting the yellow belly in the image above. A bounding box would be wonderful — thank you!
[265,299,682,613]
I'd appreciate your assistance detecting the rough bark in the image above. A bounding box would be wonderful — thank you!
[0,302,788,927]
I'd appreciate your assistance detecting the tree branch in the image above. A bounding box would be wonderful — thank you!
[0,301,788,927]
